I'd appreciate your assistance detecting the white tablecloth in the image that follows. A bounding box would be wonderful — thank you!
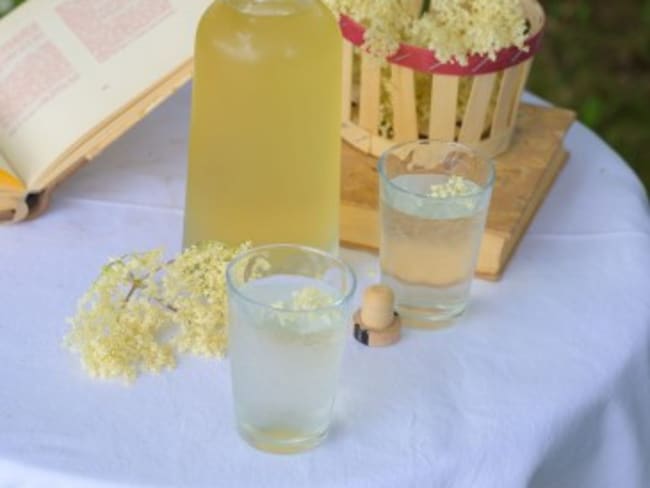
[1,85,649,488]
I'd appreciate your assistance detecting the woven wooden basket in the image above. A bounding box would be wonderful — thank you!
[339,0,545,158]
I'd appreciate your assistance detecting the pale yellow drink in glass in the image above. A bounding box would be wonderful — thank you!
[184,0,342,252]
[226,244,356,453]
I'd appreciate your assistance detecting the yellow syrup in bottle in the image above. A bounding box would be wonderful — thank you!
[183,0,342,253]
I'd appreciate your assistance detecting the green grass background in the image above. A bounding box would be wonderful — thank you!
[530,0,649,192]
[1,0,648,191]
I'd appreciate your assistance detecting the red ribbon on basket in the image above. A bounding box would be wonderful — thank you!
[339,14,544,76]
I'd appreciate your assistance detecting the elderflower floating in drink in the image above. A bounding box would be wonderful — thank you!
[378,141,494,326]
[226,244,356,454]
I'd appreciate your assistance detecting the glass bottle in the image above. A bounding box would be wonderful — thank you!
[183,0,342,253]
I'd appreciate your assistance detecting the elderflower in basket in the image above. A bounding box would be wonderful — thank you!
[326,0,545,157]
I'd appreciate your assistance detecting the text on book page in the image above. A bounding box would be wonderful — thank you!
[0,24,79,134]
[56,0,174,63]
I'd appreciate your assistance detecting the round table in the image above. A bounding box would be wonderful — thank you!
[1,86,649,488]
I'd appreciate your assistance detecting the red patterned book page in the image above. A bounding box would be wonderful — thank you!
[56,0,174,63]
[0,24,79,134]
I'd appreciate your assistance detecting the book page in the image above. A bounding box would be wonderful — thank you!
[0,0,211,189]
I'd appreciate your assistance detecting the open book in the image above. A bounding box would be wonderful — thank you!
[0,0,212,222]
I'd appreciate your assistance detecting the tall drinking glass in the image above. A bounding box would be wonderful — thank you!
[378,140,495,326]
[226,244,356,453]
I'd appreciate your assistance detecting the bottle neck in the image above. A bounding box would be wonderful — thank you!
[225,0,312,15]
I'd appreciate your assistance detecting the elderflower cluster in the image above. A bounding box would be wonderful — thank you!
[272,287,335,311]
[325,0,528,65]
[64,241,250,383]
[268,287,339,332]
[412,0,529,65]
[429,175,473,198]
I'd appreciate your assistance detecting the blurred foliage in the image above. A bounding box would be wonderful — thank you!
[530,0,650,191]
[1,0,648,190]
[0,0,24,18]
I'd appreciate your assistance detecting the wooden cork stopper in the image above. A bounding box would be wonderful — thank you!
[353,285,401,347]
[360,285,395,330]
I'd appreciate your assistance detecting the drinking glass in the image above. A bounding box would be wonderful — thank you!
[378,140,495,326]
[226,244,356,453]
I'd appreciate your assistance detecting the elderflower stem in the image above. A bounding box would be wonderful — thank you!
[150,296,179,314]
[123,277,140,303]
[419,0,430,17]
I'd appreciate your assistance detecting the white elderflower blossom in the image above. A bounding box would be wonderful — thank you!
[429,175,473,198]
[272,287,335,311]
[64,241,250,383]
[324,0,528,65]
[267,287,341,334]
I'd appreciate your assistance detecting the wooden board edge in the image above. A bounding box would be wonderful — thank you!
[475,147,569,280]
[474,230,509,281]
[340,203,379,251]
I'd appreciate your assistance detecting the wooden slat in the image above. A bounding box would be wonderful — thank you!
[429,75,459,140]
[473,127,515,159]
[508,59,533,126]
[407,0,424,16]
[359,53,381,133]
[341,42,354,121]
[458,73,497,144]
[391,65,418,141]
[370,134,395,156]
[341,122,371,154]
[491,65,522,134]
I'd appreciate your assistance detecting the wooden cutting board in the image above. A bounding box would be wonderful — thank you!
[340,103,576,280]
